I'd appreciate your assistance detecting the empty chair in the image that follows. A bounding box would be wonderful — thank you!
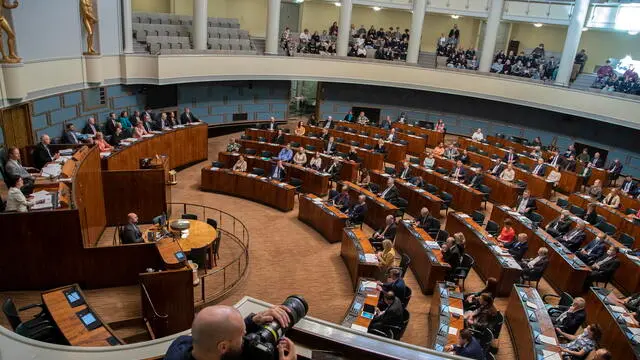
[426,218,441,238]
[206,218,218,230]
[182,214,198,220]
[363,144,373,150]
[625,208,638,215]
[569,205,585,217]
[384,166,396,176]
[305,145,316,152]
[189,244,212,270]
[409,157,420,165]
[440,192,453,215]
[556,198,570,208]
[527,212,543,226]
[478,184,492,209]
[425,183,438,194]
[453,254,475,291]
[350,140,359,147]
[435,167,448,175]
[399,254,411,280]
[260,150,272,158]
[335,137,344,143]
[257,136,267,142]
[486,220,499,236]
[211,161,225,168]
[251,167,265,176]
[595,221,616,236]
[434,229,449,245]
[244,148,257,155]
[288,177,303,196]
[472,210,485,225]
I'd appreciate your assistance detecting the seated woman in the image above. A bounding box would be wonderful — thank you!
[118,111,133,129]
[546,165,562,187]
[587,179,603,199]
[557,324,601,360]
[435,119,446,132]
[293,147,307,166]
[602,188,620,209]
[309,152,322,170]
[232,155,247,172]
[133,122,149,138]
[376,239,401,276]
[423,151,435,169]
[6,176,34,212]
[499,163,516,182]
[347,146,359,162]
[464,293,498,330]
[294,121,306,136]
[497,218,516,244]
[357,168,371,188]
[373,139,386,154]
[433,142,446,156]
[463,277,498,311]
[453,232,466,256]
[94,132,113,152]
[168,112,178,127]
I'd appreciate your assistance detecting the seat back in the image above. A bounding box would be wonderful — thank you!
[2,298,22,330]
[435,167,448,175]
[461,253,475,269]
[569,205,585,216]
[260,150,272,158]
[289,177,303,187]
[425,183,438,194]
[384,166,396,175]
[486,220,499,235]
[206,218,218,230]
[472,210,485,224]
[211,161,225,168]
[188,245,208,269]
[625,208,638,215]
[182,213,198,220]
[252,167,265,176]
[619,233,634,248]
[400,254,411,277]
[305,145,316,152]
[440,192,453,204]
[244,148,257,155]
[556,198,569,208]
[435,229,449,245]
[596,221,616,236]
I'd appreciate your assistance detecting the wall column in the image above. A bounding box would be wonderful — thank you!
[192,0,208,51]
[406,0,426,64]
[554,0,589,86]
[336,0,353,57]
[265,0,281,55]
[478,0,505,72]
[122,0,134,53]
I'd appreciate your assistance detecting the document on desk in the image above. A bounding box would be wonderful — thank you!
[41,163,62,178]
[449,307,464,316]
[426,241,440,249]
[142,134,154,138]
[361,280,377,289]
[610,305,628,313]
[448,327,458,336]
[100,152,111,158]
[31,191,53,210]
[542,350,562,360]
[364,254,379,263]
[526,301,538,310]
[59,149,74,156]
[537,334,557,345]
[351,324,368,332]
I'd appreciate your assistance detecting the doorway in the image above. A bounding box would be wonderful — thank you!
[1,103,33,149]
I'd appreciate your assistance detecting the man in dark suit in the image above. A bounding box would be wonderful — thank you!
[319,128,330,141]
[564,155,577,172]
[398,161,411,180]
[367,291,403,335]
[563,144,577,158]
[503,148,518,163]
[416,207,438,232]
[409,175,425,188]
[514,190,536,215]
[504,233,529,261]
[584,247,621,290]
[488,159,504,176]
[449,160,466,182]
[519,247,549,279]
[531,158,547,176]
[377,268,406,309]
[380,116,392,130]
[552,297,587,335]
[324,116,335,129]
[607,159,623,180]
[180,107,199,124]
[264,116,278,131]
[548,151,565,168]
[445,329,485,360]
[62,124,81,144]
[82,117,100,136]
[141,114,154,133]
[105,113,118,136]
[324,136,336,154]
[33,134,59,169]
[271,130,285,145]
[333,185,351,212]
[122,213,143,244]
[590,152,603,168]
[545,210,573,238]
[557,221,587,252]
[576,233,607,265]
[468,170,484,189]
[370,215,397,247]
[346,195,367,225]
[324,157,342,182]
[143,106,155,122]
[620,175,638,195]
[155,113,170,131]
[270,160,287,181]
[386,128,398,142]
[378,178,399,203]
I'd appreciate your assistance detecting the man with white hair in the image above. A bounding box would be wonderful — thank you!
[324,115,334,129]
[165,304,296,360]
[82,117,99,136]
[33,134,59,169]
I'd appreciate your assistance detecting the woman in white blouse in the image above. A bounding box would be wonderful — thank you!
[423,151,435,169]
[546,166,562,186]
[309,152,323,170]
[471,128,484,141]
[293,147,307,166]
[499,163,516,182]
[232,155,247,172]
[6,177,33,212]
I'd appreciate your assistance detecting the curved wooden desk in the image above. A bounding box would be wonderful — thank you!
[102,123,208,171]
[392,122,445,148]
[341,278,381,332]
[333,121,428,156]
[340,228,379,290]
[342,181,398,229]
[151,219,217,267]
[428,282,464,352]
[298,194,348,243]
[369,170,443,218]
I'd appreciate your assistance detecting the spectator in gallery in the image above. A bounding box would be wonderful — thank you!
[574,49,588,74]
[531,43,545,60]
[435,119,446,132]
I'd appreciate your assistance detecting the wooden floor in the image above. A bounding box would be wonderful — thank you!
[0,120,625,358]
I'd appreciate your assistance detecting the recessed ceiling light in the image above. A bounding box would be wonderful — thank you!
[372,6,382,11]
[629,31,639,35]
[295,0,304,3]
[334,2,341,7]
[533,23,543,28]
[582,27,588,32]
[451,15,460,19]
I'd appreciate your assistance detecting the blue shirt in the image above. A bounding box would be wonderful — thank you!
[454,337,485,360]
[278,148,293,162]
[118,117,132,129]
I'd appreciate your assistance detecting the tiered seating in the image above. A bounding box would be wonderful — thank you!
[132,12,255,54]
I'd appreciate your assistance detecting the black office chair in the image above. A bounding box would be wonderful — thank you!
[394,197,408,219]
[425,183,438,194]
[3,298,47,331]
[260,150,273,158]
[569,205,585,217]
[542,292,573,314]
[251,167,265,176]
[527,212,543,226]
[595,214,606,225]
[363,144,373,150]
[556,198,570,208]
[240,134,250,140]
[289,177,303,197]
[384,166,396,176]
[395,309,411,340]
[349,140,359,147]
[595,221,616,236]
[398,140,409,146]
[189,244,211,270]
[522,261,548,289]
[467,146,478,153]
[478,184,492,209]
[206,218,218,230]
[305,145,316,152]
[495,133,505,139]
[477,149,488,156]
[409,157,420,165]
[257,136,267,142]
[485,220,499,236]
[435,167,448,175]
[619,233,635,248]
[453,253,474,291]
[335,137,344,143]
[427,218,442,238]
[469,327,494,357]
[212,236,221,266]
[359,131,368,136]
[182,214,198,220]
[625,208,638,216]
[400,286,412,309]
[593,262,621,289]
[244,148,257,156]
[399,253,411,279]
[440,191,453,215]
[211,161,225,168]
[472,210,485,225]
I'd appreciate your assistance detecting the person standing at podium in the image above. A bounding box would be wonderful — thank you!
[122,213,143,244]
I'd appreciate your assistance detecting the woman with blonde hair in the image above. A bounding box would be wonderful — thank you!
[294,121,306,136]
[377,239,401,275]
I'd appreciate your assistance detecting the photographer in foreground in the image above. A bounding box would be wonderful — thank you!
[165,304,296,360]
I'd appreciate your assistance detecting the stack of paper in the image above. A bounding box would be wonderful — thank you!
[100,152,112,157]
[364,254,379,263]
[31,190,53,210]
[537,334,557,345]
[124,137,138,142]
[526,301,538,310]
[142,134,154,138]
[41,163,62,178]
[426,241,440,249]
[59,149,74,156]
[610,305,628,313]
[449,307,464,316]
[362,280,377,289]
[542,350,562,360]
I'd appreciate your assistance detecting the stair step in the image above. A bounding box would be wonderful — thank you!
[122,331,152,344]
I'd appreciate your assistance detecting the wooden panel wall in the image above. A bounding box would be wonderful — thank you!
[102,169,168,225]
[74,146,107,247]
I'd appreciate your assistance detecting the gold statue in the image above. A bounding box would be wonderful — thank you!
[0,0,20,63]
[79,0,98,55]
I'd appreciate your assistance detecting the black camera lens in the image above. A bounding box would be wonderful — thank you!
[282,295,308,326]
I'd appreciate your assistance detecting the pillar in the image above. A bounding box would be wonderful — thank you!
[192,0,208,51]
[336,0,353,57]
[406,0,426,64]
[265,0,281,55]
[478,0,505,72]
[122,0,134,53]
[2,64,26,100]
[555,0,590,86]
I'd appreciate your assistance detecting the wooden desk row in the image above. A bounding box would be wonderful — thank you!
[342,181,398,229]
[145,219,217,268]
[369,170,443,218]
[340,228,379,290]
[238,138,359,181]
[200,167,296,211]
[298,194,349,243]
[491,204,591,296]
[217,151,330,196]
[428,282,464,352]
[394,221,450,294]
[341,278,381,333]
[486,135,552,160]
[332,120,428,156]
[535,198,640,295]
[568,192,640,243]
[393,122,445,148]
[446,212,523,297]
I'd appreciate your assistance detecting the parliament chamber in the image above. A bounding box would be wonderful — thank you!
[2,1,640,360]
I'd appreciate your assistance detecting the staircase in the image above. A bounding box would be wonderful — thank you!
[571,73,597,91]
[417,51,437,68]
[251,37,266,55]
[108,317,155,344]
[133,40,149,54]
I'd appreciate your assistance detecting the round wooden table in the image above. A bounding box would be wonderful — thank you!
[154,219,217,267]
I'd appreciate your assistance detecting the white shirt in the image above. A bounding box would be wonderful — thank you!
[6,187,30,212]
[299,32,310,43]
[472,132,484,141]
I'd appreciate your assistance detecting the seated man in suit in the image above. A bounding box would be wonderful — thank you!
[327,183,339,201]
[62,124,81,144]
[552,297,587,336]
[531,158,547,176]
[122,213,143,244]
[154,112,171,131]
[319,128,330,141]
[264,116,278,131]
[105,113,118,136]
[503,233,529,261]
[514,190,536,215]
[408,175,425,188]
[416,207,438,232]
[333,185,351,212]
[398,161,411,180]
[370,215,397,249]
[503,148,519,164]
[4,147,36,195]
[180,107,200,124]
[378,178,399,203]
[82,117,100,136]
[548,151,565,168]
[545,210,573,238]
[379,116,392,130]
[324,115,334,129]
[442,237,462,273]
[519,247,549,279]
[590,152,603,168]
[576,232,607,265]
[584,246,620,290]
[272,130,285,145]
[449,160,466,182]
[557,221,587,252]
[33,134,60,169]
[386,128,397,142]
[458,149,470,165]
[607,159,623,182]
[564,155,577,172]
[443,144,459,160]
[324,136,336,154]
[345,195,367,225]
[277,144,294,162]
[270,160,287,181]
[377,268,406,309]
[323,156,342,182]
[488,158,504,177]
[621,175,638,196]
[467,168,484,189]
[445,329,485,360]
[373,139,386,154]
[367,291,403,335]
[109,123,126,147]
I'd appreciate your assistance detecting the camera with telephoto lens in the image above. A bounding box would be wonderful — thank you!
[242,295,308,360]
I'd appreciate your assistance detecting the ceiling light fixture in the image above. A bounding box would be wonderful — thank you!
[582,27,588,32]
[295,0,304,3]
[533,23,543,28]
[334,2,341,7]
[372,6,382,11]
[451,15,460,19]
